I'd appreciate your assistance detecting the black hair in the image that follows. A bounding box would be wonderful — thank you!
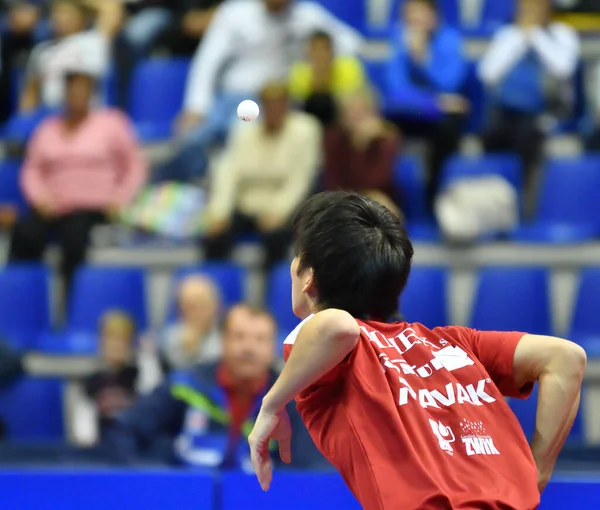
[406,0,438,11]
[293,191,414,321]
[309,30,333,45]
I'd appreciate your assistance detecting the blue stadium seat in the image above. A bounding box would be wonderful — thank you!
[166,262,246,323]
[512,156,600,243]
[438,0,516,36]
[128,58,191,142]
[267,263,299,340]
[2,108,54,142]
[569,268,600,357]
[394,155,428,222]
[63,266,147,353]
[509,385,583,444]
[470,267,552,335]
[363,59,389,99]
[0,377,64,440]
[440,153,523,192]
[463,61,486,133]
[314,0,367,32]
[0,264,50,350]
[400,266,449,328]
[0,159,26,213]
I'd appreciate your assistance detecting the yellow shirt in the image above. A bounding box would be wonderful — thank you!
[288,56,366,101]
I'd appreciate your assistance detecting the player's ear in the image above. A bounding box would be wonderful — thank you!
[301,268,316,297]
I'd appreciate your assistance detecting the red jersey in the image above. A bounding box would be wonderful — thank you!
[283,317,540,510]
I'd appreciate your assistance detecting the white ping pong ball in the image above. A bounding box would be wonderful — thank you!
[237,100,260,122]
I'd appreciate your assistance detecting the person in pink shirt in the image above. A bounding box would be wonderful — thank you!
[9,65,147,290]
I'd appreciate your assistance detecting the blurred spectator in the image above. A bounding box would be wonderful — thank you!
[0,1,42,122]
[153,0,222,57]
[105,305,326,469]
[165,0,362,185]
[289,30,366,126]
[84,311,139,439]
[157,275,222,374]
[19,0,113,114]
[9,67,147,290]
[202,82,321,270]
[585,62,600,150]
[323,88,402,216]
[385,0,468,208]
[479,0,579,181]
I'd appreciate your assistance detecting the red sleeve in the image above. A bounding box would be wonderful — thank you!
[439,326,533,399]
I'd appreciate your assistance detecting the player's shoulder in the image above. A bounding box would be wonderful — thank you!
[284,309,359,346]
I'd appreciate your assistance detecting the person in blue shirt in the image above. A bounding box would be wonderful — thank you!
[385,0,468,209]
[104,304,326,470]
[479,0,579,182]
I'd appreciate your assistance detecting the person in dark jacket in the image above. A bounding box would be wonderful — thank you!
[104,304,327,470]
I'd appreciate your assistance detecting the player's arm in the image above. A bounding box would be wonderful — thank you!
[263,309,359,413]
[249,309,358,490]
[512,334,586,492]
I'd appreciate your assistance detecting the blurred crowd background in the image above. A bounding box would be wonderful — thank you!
[1,0,600,492]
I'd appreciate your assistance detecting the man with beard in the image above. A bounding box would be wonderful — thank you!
[104,304,324,469]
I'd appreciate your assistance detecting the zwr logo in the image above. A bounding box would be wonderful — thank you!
[429,419,455,456]
[398,378,496,409]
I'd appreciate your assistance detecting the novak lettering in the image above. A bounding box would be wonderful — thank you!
[398,378,496,409]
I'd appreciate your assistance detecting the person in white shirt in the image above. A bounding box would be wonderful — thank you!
[156,0,362,184]
[478,0,579,181]
[157,274,223,374]
[20,0,114,113]
[203,81,321,271]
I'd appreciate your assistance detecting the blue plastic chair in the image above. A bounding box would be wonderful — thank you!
[394,155,429,222]
[569,268,600,358]
[442,0,516,36]
[440,153,523,192]
[0,264,50,350]
[509,385,583,444]
[2,108,54,142]
[470,267,552,335]
[0,377,64,440]
[166,263,246,323]
[513,156,600,243]
[314,0,367,32]
[267,262,300,340]
[128,58,191,142]
[463,61,486,133]
[0,159,26,213]
[400,266,449,328]
[363,58,389,98]
[67,265,148,336]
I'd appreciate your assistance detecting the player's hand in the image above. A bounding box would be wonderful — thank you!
[248,406,292,491]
